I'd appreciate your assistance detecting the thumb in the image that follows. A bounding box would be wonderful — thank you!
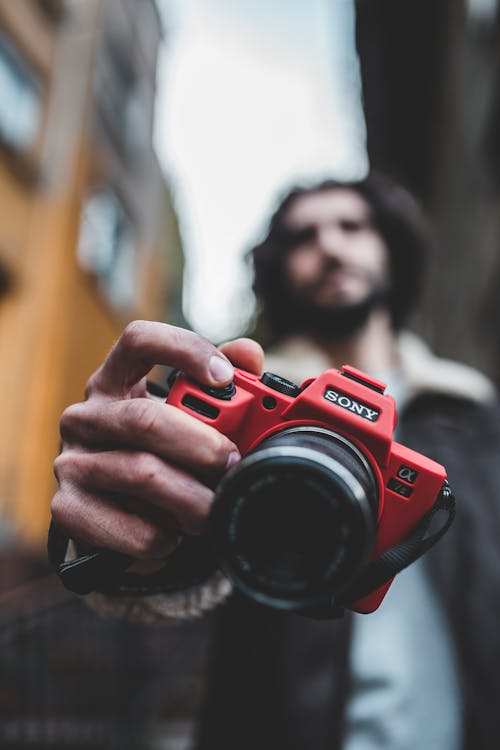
[218,338,264,376]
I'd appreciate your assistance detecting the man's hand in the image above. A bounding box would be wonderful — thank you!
[51,321,264,563]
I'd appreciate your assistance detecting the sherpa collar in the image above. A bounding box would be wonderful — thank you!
[264,331,496,405]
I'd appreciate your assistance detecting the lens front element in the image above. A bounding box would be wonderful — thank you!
[209,427,378,610]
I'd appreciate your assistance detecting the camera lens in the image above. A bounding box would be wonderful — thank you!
[209,427,378,610]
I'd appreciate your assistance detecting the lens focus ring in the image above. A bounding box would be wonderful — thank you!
[208,427,379,611]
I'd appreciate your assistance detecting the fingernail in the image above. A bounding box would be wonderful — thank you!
[209,355,234,383]
[225,451,241,470]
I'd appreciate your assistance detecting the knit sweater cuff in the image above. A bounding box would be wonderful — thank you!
[83,569,233,622]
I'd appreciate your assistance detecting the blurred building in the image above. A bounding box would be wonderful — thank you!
[0,0,184,544]
[356,0,500,382]
[0,5,201,749]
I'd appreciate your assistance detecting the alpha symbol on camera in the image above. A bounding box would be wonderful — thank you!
[397,465,419,484]
[323,387,380,422]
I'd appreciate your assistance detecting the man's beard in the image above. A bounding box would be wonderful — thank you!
[282,287,389,340]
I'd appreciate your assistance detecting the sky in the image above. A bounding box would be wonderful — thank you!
[154,0,367,341]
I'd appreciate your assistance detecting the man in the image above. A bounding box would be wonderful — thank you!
[51,172,500,749]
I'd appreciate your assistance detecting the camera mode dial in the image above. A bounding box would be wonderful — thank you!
[260,372,301,398]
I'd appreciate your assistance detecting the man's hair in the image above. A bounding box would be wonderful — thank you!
[249,171,432,342]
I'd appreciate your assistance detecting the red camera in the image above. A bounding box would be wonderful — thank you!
[167,364,450,615]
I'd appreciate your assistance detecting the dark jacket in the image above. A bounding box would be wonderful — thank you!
[87,333,500,749]
[195,391,500,750]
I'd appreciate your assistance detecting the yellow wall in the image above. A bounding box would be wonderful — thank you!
[0,1,178,546]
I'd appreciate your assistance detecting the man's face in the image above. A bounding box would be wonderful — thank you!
[282,188,390,310]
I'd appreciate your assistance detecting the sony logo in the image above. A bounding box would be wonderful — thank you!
[323,387,380,422]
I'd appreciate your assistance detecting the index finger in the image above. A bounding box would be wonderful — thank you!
[88,320,235,398]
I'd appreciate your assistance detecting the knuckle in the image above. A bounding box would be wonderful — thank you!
[184,328,214,361]
[201,430,233,468]
[132,452,161,487]
[165,323,185,351]
[53,453,68,483]
[131,521,167,559]
[121,320,148,353]
[124,398,159,436]
[59,403,84,440]
[166,324,214,363]
[53,449,80,482]
[84,372,99,399]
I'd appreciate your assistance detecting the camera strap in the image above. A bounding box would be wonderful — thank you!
[48,482,455,615]
[47,524,220,597]
[301,481,456,619]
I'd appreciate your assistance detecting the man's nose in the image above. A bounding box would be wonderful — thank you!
[316,226,346,259]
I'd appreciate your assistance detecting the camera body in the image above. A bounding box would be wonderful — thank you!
[167,364,448,614]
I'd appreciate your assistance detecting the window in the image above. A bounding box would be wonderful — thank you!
[97,42,148,158]
[77,189,137,314]
[0,33,41,152]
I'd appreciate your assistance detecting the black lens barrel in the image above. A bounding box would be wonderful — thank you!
[209,426,379,610]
